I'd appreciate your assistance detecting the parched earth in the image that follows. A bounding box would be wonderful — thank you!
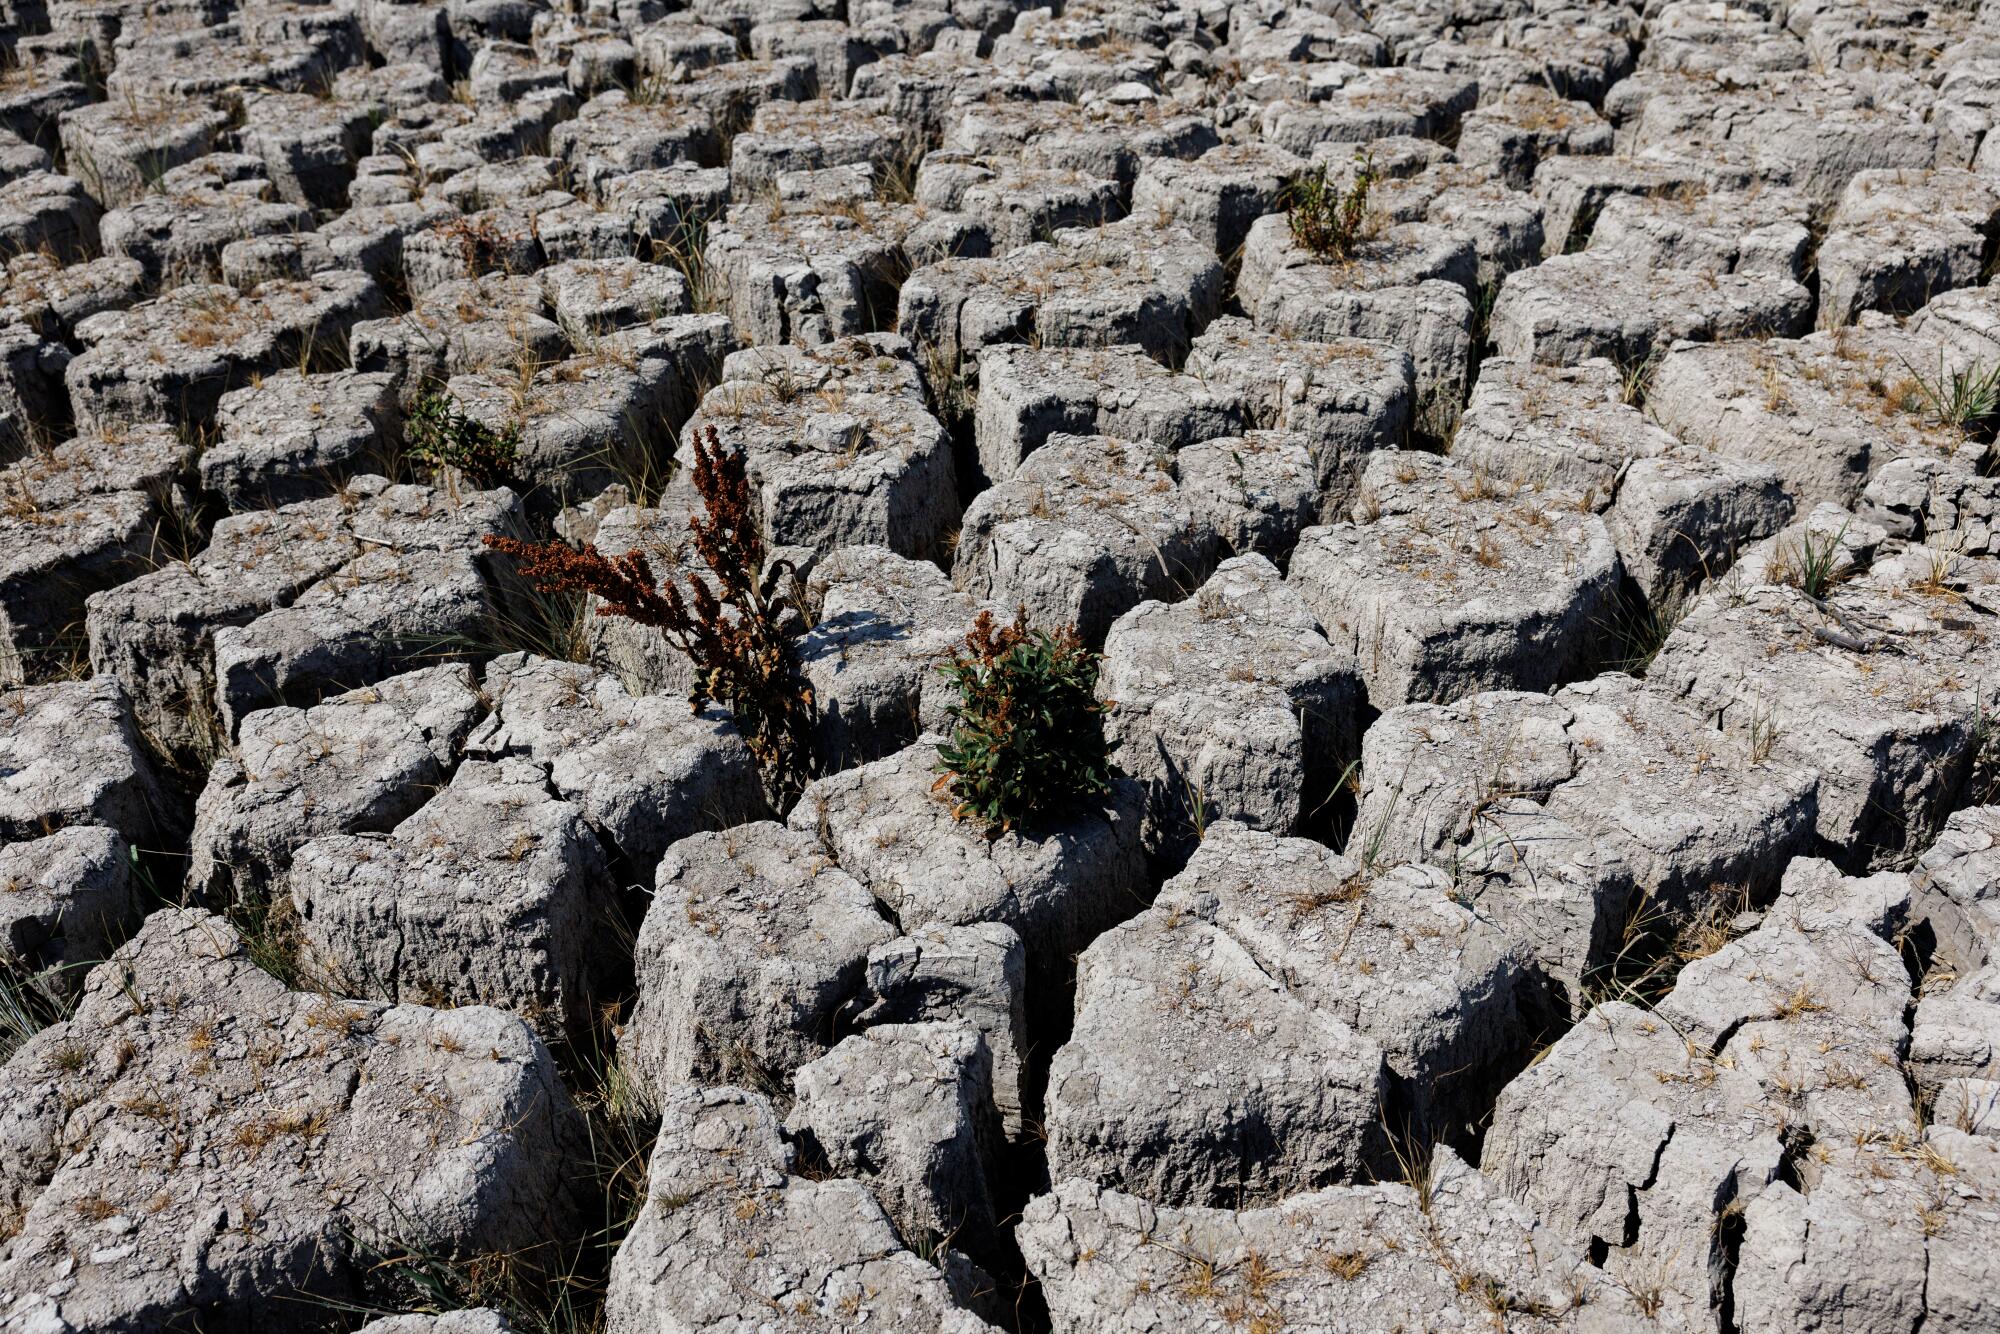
[2,0,2000,1330]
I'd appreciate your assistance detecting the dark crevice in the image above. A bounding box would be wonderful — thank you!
[1711,1181,1748,1334]
[1774,1121,1817,1194]
[1898,916,1939,991]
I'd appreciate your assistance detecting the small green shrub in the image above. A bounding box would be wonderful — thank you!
[1287,154,1375,261]
[406,390,519,487]
[934,608,1113,835]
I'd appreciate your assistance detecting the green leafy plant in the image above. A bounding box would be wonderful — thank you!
[407,390,520,488]
[486,425,815,805]
[933,608,1113,835]
[1287,154,1375,261]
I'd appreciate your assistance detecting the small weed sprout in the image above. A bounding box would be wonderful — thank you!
[1748,705,1780,764]
[1970,691,2000,806]
[1792,520,1851,600]
[1,964,78,1065]
[1617,346,1665,407]
[487,425,816,806]
[1594,585,1690,676]
[406,390,519,488]
[1287,154,1375,261]
[933,608,1113,836]
[1902,352,2000,442]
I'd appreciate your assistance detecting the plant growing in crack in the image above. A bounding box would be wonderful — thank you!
[1970,689,2000,806]
[1787,520,1852,600]
[406,389,520,489]
[486,424,816,806]
[1287,153,1375,262]
[1902,352,2000,446]
[933,608,1113,835]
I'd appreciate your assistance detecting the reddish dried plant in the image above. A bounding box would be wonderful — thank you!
[433,214,514,277]
[486,425,814,801]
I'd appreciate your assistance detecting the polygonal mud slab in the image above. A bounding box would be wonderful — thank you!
[971,343,1248,487]
[795,544,1003,773]
[1044,896,1391,1206]
[87,478,522,763]
[1649,324,1981,510]
[1489,253,1812,368]
[188,663,484,909]
[0,825,136,999]
[1183,317,1415,504]
[789,741,1148,1005]
[898,216,1223,370]
[1288,451,1622,705]
[289,756,615,1034]
[954,433,1218,649]
[1021,1150,1601,1334]
[1450,356,1795,599]
[0,425,188,681]
[1098,554,1362,848]
[66,271,384,433]
[846,922,1032,1141]
[682,334,959,559]
[0,674,170,848]
[1651,512,2000,868]
[605,1085,996,1331]
[1241,214,1476,437]
[0,909,582,1332]
[206,369,401,510]
[622,820,896,1102]
[786,1022,1003,1260]
[467,653,768,879]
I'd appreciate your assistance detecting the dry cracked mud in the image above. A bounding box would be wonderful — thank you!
[1,0,1999,1331]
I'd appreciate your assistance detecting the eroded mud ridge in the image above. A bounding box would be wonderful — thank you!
[3,0,2000,1330]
